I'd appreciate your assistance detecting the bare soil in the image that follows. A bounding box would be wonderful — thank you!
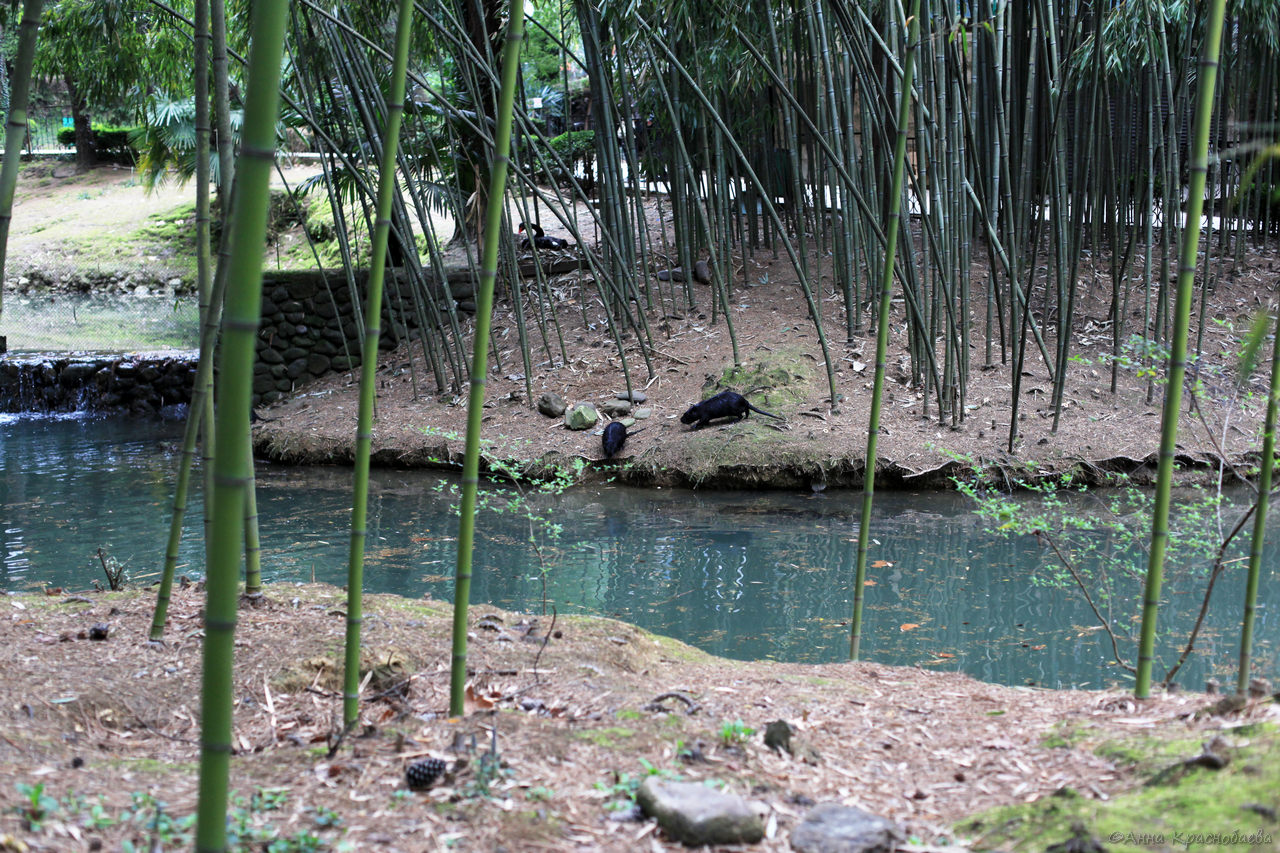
[1,585,1270,852]
[2,166,1279,852]
[251,211,1280,493]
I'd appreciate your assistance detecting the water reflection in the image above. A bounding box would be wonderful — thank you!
[1,415,1275,691]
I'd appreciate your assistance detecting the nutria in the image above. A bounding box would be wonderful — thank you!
[601,421,643,458]
[680,390,782,430]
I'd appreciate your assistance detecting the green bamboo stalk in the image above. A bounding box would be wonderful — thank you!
[343,0,416,729]
[1238,314,1280,694]
[0,0,44,334]
[211,0,232,193]
[851,0,919,661]
[150,0,213,639]
[1135,0,1227,700]
[194,0,289,849]
[450,0,524,718]
[242,459,262,595]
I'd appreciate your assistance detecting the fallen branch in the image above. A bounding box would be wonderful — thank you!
[643,691,701,715]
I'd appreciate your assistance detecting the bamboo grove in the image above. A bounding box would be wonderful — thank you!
[0,1,1277,844]
[264,0,1280,456]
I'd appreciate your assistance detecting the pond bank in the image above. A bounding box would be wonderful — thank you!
[1,583,1270,852]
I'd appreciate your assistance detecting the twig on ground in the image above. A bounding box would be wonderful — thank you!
[643,691,701,715]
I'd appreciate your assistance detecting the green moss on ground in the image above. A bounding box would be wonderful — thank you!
[959,723,1280,852]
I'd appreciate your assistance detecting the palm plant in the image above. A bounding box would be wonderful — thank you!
[130,94,243,190]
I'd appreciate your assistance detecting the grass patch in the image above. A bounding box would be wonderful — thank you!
[959,724,1280,852]
[3,291,199,351]
[573,727,636,748]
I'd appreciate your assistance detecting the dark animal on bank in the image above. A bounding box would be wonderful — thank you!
[601,421,643,458]
[680,390,782,430]
[518,221,571,251]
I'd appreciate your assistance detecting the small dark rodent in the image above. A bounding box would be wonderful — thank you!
[601,421,643,458]
[680,390,782,430]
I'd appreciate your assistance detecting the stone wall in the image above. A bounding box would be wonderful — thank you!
[253,267,478,405]
[1,267,470,415]
[0,352,198,416]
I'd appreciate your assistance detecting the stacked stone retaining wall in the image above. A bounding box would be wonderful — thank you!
[253,267,474,405]
[0,352,198,416]
[2,268,451,415]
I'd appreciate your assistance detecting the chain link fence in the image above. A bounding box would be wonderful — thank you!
[1,100,202,354]
[3,289,200,353]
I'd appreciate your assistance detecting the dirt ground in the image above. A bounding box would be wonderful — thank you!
[250,211,1280,494]
[1,585,1273,853]
[3,166,1280,851]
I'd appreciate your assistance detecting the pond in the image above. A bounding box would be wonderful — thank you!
[2,413,1275,692]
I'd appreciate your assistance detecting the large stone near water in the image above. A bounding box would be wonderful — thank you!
[790,803,902,853]
[564,402,599,430]
[637,778,763,846]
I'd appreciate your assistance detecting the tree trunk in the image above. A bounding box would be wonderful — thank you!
[66,78,95,172]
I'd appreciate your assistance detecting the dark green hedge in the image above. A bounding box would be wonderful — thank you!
[56,124,138,162]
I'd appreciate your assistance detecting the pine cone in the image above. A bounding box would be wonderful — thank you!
[406,757,447,791]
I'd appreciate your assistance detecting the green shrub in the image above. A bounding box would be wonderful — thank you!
[56,123,138,163]
[547,130,595,161]
[537,130,595,188]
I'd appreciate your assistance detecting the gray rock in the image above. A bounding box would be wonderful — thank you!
[790,803,902,853]
[632,407,652,419]
[656,268,686,282]
[636,778,763,846]
[615,390,647,403]
[306,353,331,375]
[564,402,599,430]
[59,363,99,387]
[537,392,567,418]
[599,398,632,417]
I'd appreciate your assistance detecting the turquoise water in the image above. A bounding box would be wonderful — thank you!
[2,413,1275,691]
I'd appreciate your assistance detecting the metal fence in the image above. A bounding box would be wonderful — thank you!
[9,102,76,154]
[3,290,200,353]
[0,100,201,354]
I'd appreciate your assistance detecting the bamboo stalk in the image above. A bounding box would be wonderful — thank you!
[851,0,920,661]
[450,0,524,718]
[195,0,289,847]
[1135,0,1227,700]
[341,0,416,729]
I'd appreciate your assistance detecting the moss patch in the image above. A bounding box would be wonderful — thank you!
[573,727,637,748]
[959,724,1280,852]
